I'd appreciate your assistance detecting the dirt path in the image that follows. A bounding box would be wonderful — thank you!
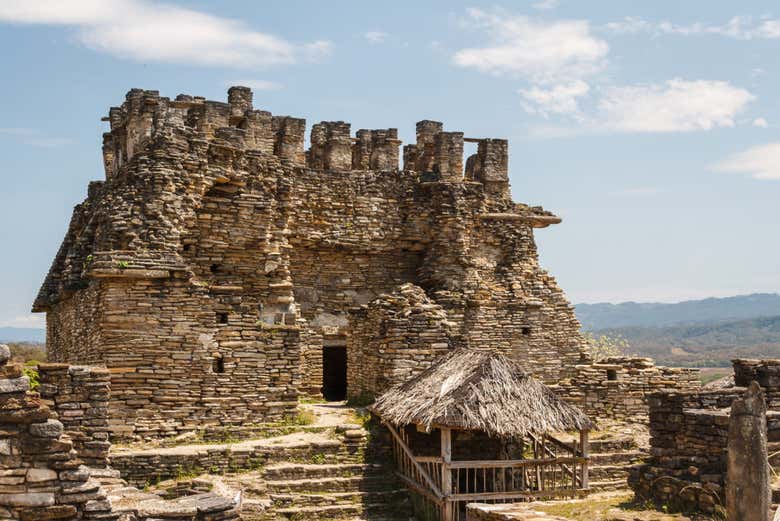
[300,400,358,427]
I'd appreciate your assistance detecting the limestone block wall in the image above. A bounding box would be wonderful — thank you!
[35,86,592,438]
[37,364,112,468]
[629,358,780,513]
[347,284,457,398]
[553,357,701,422]
[0,346,116,521]
[628,388,743,513]
[0,344,239,520]
[46,275,302,442]
[733,358,780,406]
[44,284,104,365]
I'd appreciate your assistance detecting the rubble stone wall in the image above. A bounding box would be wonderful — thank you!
[347,284,457,398]
[37,364,112,468]
[733,358,780,406]
[628,376,780,514]
[628,388,742,513]
[0,348,118,520]
[554,357,701,423]
[0,344,239,520]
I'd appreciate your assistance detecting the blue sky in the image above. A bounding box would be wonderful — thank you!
[1,0,780,329]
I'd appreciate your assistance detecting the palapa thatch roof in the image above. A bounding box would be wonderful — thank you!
[371,347,593,438]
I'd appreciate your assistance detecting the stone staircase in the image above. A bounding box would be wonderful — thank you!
[260,462,411,520]
[216,424,412,521]
[586,436,647,492]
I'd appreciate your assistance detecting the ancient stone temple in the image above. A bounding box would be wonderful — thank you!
[33,86,691,441]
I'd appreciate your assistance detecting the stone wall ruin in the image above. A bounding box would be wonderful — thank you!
[0,345,239,520]
[629,359,780,513]
[33,86,699,440]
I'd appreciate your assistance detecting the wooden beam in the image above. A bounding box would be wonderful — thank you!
[383,422,444,498]
[447,456,586,469]
[441,428,453,521]
[580,429,589,489]
[449,488,586,501]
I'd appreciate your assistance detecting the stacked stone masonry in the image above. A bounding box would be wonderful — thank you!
[37,364,112,468]
[629,359,780,513]
[553,356,700,423]
[0,344,239,520]
[34,86,697,440]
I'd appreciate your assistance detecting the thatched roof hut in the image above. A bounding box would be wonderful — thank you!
[371,347,592,439]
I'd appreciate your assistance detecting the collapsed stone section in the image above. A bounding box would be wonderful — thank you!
[37,364,112,468]
[553,356,700,423]
[629,359,780,513]
[347,284,458,398]
[0,346,117,521]
[0,344,239,521]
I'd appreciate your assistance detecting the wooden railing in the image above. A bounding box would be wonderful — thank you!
[385,423,445,519]
[385,423,589,521]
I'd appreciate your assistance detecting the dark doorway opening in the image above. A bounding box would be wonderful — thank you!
[322,345,347,401]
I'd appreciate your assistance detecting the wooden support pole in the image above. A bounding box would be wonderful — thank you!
[580,429,589,489]
[441,428,453,521]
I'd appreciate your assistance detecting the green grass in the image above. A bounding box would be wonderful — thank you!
[534,492,721,521]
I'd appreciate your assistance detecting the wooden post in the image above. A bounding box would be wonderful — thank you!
[441,428,452,521]
[580,429,589,490]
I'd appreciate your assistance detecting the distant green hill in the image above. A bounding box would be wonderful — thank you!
[593,315,780,367]
[576,293,780,330]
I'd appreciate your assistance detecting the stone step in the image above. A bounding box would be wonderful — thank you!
[270,489,409,508]
[588,437,637,452]
[263,463,389,481]
[274,499,412,521]
[588,478,629,491]
[266,474,398,494]
[588,450,646,465]
[589,464,630,480]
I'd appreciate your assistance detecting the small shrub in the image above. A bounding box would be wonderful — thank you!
[583,332,630,361]
[117,260,130,269]
[23,363,40,391]
[309,453,326,464]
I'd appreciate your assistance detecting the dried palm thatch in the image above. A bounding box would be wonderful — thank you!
[371,347,592,438]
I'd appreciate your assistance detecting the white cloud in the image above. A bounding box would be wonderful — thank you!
[0,0,332,68]
[526,79,755,137]
[532,0,558,10]
[226,79,282,91]
[605,15,780,40]
[714,143,780,180]
[453,8,608,84]
[364,31,388,44]
[519,80,590,117]
[597,79,754,133]
[753,117,769,128]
